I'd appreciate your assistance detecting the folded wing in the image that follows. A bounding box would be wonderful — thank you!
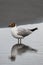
[17,28,32,37]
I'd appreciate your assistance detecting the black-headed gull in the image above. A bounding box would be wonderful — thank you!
[8,22,38,44]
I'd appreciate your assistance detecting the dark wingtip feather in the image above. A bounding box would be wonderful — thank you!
[31,27,38,32]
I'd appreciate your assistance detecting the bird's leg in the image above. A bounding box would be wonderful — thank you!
[20,39,21,44]
[18,38,19,44]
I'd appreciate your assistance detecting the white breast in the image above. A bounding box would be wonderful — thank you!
[11,26,23,39]
[11,26,18,38]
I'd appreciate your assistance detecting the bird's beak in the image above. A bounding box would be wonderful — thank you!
[8,25,11,27]
[8,24,11,27]
[8,25,10,27]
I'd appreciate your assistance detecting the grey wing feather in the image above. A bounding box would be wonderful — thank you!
[17,28,32,37]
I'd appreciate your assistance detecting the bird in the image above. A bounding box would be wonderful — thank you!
[8,22,38,44]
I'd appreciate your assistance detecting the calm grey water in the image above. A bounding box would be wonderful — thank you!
[0,23,43,65]
[0,0,43,27]
[0,0,43,65]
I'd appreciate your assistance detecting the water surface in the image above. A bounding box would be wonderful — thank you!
[0,23,43,65]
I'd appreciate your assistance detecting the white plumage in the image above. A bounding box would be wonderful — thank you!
[8,22,38,44]
[11,26,32,39]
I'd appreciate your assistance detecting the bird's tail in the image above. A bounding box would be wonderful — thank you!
[30,27,38,32]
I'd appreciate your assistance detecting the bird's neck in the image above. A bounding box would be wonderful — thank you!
[11,25,18,33]
[11,25,17,30]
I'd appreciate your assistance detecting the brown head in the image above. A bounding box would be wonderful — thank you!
[8,22,16,27]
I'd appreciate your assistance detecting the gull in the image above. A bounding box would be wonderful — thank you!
[8,22,38,44]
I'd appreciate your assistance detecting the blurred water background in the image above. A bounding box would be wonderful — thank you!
[0,23,43,65]
[0,0,43,65]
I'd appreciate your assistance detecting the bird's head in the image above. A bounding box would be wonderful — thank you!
[8,22,16,27]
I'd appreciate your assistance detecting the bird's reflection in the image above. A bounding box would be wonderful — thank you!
[10,43,37,61]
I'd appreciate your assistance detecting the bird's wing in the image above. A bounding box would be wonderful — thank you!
[17,28,32,37]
